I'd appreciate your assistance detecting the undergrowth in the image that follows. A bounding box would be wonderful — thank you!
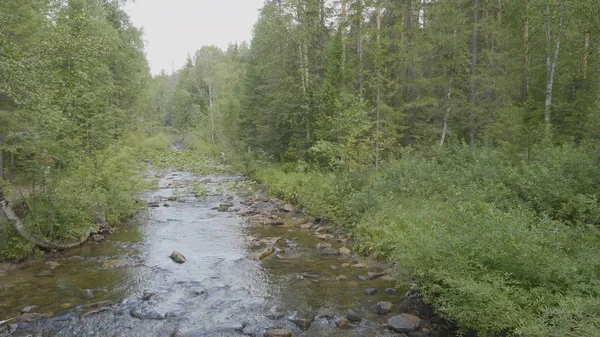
[243,143,600,337]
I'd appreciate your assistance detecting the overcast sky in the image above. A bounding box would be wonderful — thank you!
[124,0,265,75]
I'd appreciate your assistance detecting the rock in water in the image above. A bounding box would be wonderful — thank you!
[170,251,187,264]
[250,247,275,260]
[345,309,362,322]
[315,243,332,250]
[364,288,377,296]
[368,272,384,279]
[387,314,421,333]
[321,248,340,256]
[264,328,293,337]
[373,302,393,315]
[81,289,94,300]
[90,234,105,242]
[339,247,352,256]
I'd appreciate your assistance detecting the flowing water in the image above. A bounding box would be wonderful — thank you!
[0,170,416,337]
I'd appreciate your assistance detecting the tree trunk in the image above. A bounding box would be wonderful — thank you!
[208,80,215,145]
[0,140,3,181]
[341,0,347,73]
[375,3,381,169]
[544,3,564,128]
[440,87,452,146]
[583,31,590,81]
[522,0,530,100]
[469,0,479,145]
[302,41,311,143]
[357,0,364,96]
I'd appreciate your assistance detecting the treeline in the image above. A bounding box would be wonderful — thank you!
[0,0,152,259]
[157,0,600,165]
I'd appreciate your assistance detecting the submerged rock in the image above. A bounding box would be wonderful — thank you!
[142,292,154,301]
[387,314,421,333]
[170,251,187,264]
[315,243,332,250]
[321,248,340,256]
[81,289,94,300]
[364,288,377,296]
[385,288,398,294]
[21,305,38,313]
[260,237,280,245]
[368,272,385,279]
[264,328,293,337]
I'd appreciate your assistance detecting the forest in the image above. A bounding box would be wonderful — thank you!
[2,0,600,336]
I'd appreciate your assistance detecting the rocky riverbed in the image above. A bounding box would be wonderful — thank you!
[0,170,449,337]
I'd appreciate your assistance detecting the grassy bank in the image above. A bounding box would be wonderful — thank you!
[239,143,600,337]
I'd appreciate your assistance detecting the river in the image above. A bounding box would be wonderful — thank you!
[0,169,439,337]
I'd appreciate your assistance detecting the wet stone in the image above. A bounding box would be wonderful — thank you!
[339,247,352,256]
[44,261,60,270]
[299,223,314,230]
[315,243,332,250]
[373,302,394,315]
[289,317,313,330]
[358,275,368,281]
[170,251,187,263]
[368,272,385,279]
[365,288,378,296]
[302,273,320,279]
[81,289,94,300]
[387,314,421,333]
[142,292,154,301]
[16,313,45,323]
[264,328,293,337]
[90,234,105,242]
[334,316,348,327]
[266,312,286,320]
[21,305,38,313]
[320,248,339,256]
[36,270,53,277]
[385,288,398,294]
[346,309,362,322]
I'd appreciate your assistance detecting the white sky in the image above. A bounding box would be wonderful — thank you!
[124,0,265,75]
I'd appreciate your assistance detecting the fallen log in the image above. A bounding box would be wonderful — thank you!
[0,185,103,250]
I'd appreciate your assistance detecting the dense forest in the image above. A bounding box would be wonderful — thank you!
[149,1,600,336]
[2,0,600,336]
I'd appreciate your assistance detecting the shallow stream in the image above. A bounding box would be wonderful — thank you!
[0,170,421,337]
